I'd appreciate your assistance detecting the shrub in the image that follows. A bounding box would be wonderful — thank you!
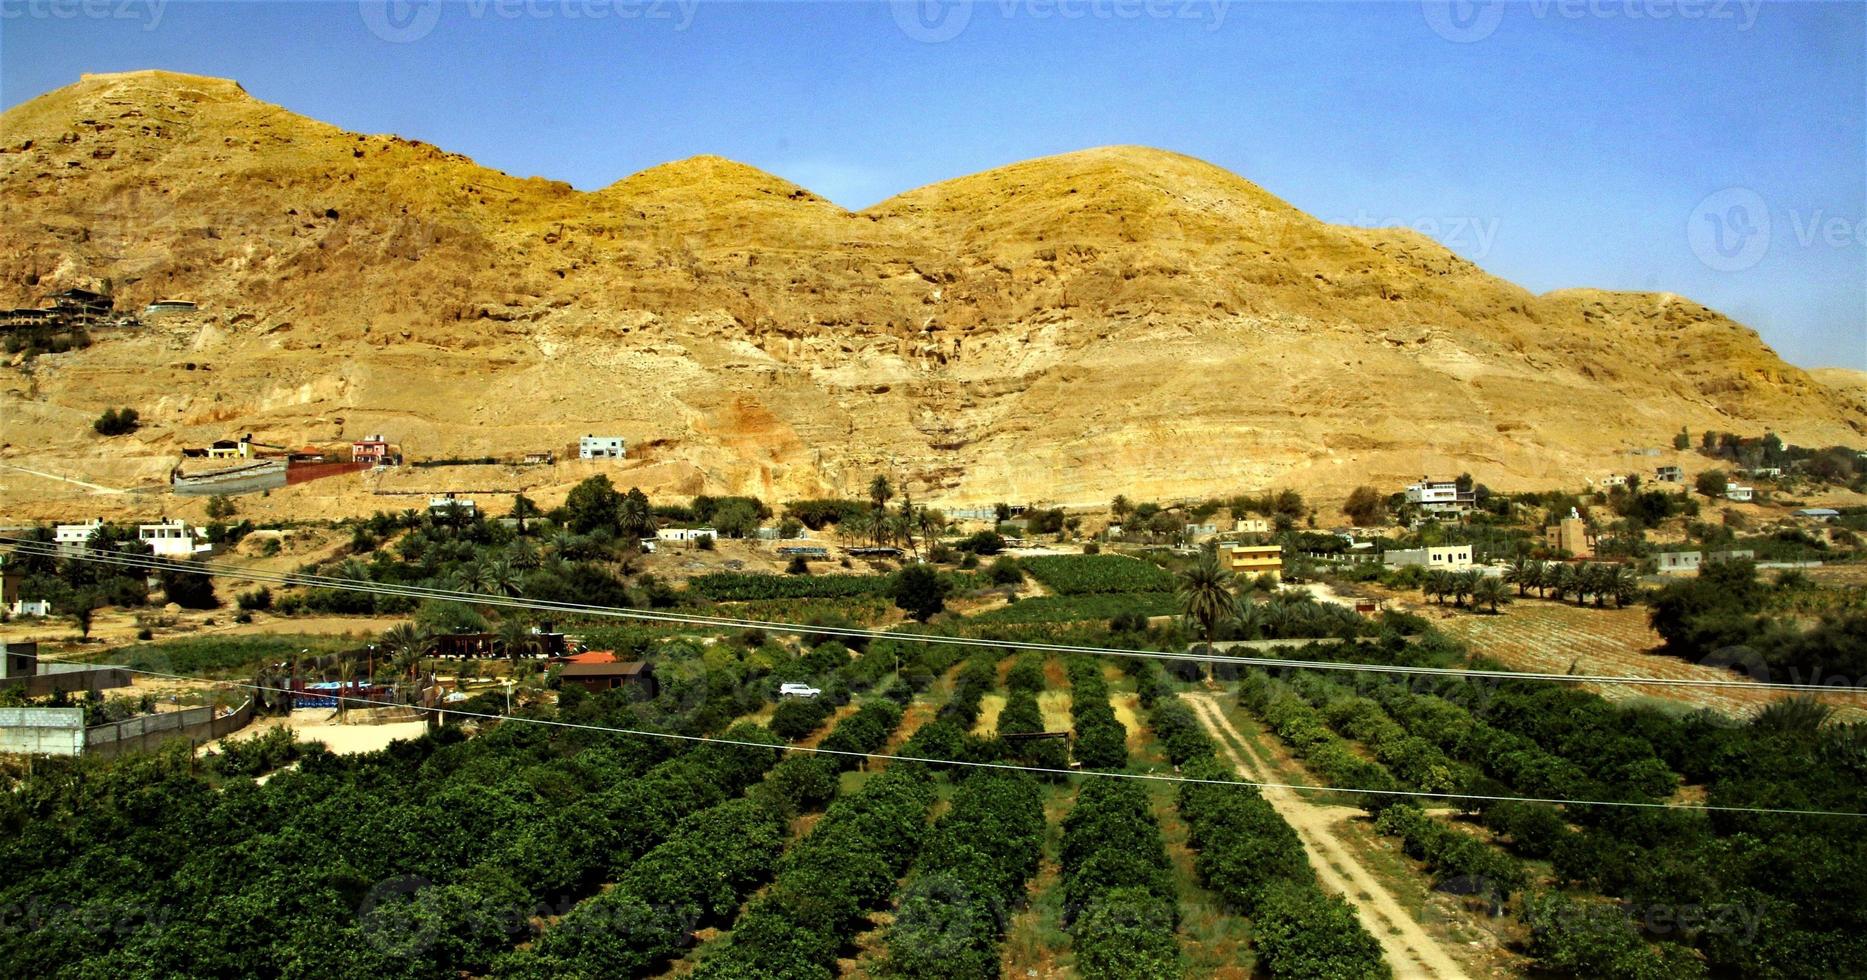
[769,697,834,741]
[93,407,140,436]
[987,556,1024,586]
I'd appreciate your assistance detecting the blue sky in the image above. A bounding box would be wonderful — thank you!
[3,0,1862,369]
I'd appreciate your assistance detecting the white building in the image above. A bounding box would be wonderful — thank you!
[1404,477,1475,518]
[429,495,478,517]
[579,435,625,460]
[138,520,212,558]
[54,519,104,555]
[1234,517,1271,534]
[1657,551,1702,574]
[1724,484,1754,503]
[1384,545,1475,569]
[8,599,51,618]
[656,527,718,542]
[1599,474,1628,488]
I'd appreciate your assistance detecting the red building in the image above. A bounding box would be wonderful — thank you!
[351,434,394,466]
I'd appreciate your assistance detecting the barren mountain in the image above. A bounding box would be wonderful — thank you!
[2,70,1861,520]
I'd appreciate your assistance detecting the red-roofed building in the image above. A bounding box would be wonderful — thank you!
[560,650,618,666]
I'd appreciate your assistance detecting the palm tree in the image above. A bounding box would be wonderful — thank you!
[509,538,541,571]
[866,506,890,548]
[453,559,493,596]
[869,474,894,514]
[1752,696,1834,735]
[1609,564,1640,608]
[1231,597,1266,640]
[380,623,431,689]
[1450,570,1478,608]
[496,617,537,663]
[1591,564,1616,608]
[1178,550,1238,671]
[1422,569,1448,605]
[1545,563,1573,603]
[484,557,523,598]
[336,653,356,723]
[917,507,944,553]
[1472,575,1509,614]
[895,495,918,556]
[1505,558,1531,597]
[618,490,654,542]
[1524,560,1547,598]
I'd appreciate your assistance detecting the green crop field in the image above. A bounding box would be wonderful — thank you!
[1020,554,1176,595]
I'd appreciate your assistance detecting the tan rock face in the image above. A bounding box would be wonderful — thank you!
[2,70,1862,519]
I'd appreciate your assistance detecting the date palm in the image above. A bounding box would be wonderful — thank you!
[1178,550,1238,671]
[381,622,431,685]
[496,617,537,663]
[1609,564,1640,608]
[1472,575,1509,614]
[484,557,523,597]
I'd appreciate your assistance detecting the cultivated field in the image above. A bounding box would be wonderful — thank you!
[1432,599,1866,720]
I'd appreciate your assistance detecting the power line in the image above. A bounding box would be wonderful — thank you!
[112,663,1867,819]
[3,535,1855,696]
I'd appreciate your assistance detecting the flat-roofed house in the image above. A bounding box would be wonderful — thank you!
[138,519,212,558]
[579,435,625,460]
[1384,545,1475,569]
[1220,544,1284,582]
[1404,477,1475,518]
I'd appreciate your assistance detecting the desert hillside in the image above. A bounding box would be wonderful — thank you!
[2,70,1862,521]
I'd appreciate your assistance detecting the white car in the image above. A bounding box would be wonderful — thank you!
[778,682,822,699]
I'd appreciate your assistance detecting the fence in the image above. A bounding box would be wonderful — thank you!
[84,698,255,758]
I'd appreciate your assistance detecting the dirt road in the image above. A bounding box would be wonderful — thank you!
[1180,692,1472,980]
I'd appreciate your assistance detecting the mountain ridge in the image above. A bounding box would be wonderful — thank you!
[1,70,1860,519]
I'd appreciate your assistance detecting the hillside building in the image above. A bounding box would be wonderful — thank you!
[579,435,625,460]
[1544,510,1595,558]
[351,434,395,466]
[428,495,477,518]
[1657,551,1702,574]
[137,519,212,558]
[1724,484,1754,502]
[1655,465,1684,483]
[1404,477,1475,518]
[1233,517,1271,534]
[54,519,104,555]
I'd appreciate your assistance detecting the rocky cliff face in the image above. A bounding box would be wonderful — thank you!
[2,70,1861,516]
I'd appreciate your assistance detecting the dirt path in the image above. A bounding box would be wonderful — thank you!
[0,461,135,494]
[1180,692,1471,980]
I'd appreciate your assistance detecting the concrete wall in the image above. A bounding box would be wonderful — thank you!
[85,699,254,758]
[4,667,132,698]
[0,707,85,756]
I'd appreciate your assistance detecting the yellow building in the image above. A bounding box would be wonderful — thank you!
[1221,544,1283,582]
